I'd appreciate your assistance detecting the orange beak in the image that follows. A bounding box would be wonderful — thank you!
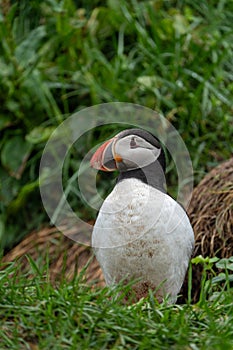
[90,137,119,171]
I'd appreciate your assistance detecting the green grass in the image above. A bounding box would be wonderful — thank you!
[0,257,233,349]
[0,0,233,250]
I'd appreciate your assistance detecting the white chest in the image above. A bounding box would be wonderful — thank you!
[92,179,194,302]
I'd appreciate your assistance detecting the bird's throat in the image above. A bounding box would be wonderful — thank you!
[116,161,166,193]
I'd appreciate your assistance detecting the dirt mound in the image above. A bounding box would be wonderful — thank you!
[181,157,233,302]
[1,224,104,286]
[189,158,233,258]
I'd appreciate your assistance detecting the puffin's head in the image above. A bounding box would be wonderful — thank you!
[90,128,166,172]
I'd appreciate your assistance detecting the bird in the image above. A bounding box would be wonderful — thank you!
[90,128,194,303]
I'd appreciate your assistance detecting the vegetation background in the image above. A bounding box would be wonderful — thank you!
[0,0,232,251]
[0,1,233,349]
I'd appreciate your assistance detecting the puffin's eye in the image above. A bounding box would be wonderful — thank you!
[130,137,137,149]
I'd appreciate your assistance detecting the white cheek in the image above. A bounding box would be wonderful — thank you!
[125,148,161,169]
[114,135,162,170]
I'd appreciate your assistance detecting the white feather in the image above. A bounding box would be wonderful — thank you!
[92,178,194,302]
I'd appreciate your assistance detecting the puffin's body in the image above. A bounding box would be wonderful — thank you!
[91,129,194,303]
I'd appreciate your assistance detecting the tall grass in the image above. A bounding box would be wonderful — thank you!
[0,0,232,249]
[0,256,233,349]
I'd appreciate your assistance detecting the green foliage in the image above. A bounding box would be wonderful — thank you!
[191,255,233,306]
[0,256,233,349]
[0,0,233,249]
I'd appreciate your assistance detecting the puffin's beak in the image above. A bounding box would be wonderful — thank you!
[90,137,122,171]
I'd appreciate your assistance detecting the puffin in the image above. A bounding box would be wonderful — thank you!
[90,128,194,303]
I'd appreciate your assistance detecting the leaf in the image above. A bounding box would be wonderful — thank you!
[191,255,219,265]
[137,76,159,89]
[0,167,21,205]
[212,273,233,284]
[173,13,189,35]
[26,126,55,144]
[7,180,39,214]
[216,258,233,271]
[0,115,14,130]
[15,26,47,68]
[1,135,32,179]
